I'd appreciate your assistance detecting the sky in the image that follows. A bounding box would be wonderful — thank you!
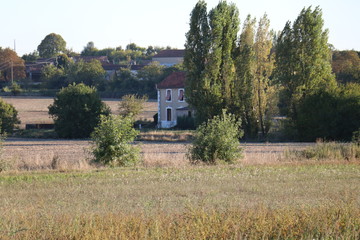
[1,0,359,56]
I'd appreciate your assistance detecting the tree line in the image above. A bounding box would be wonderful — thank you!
[184,0,360,141]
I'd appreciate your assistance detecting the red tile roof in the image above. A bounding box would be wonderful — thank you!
[156,72,186,89]
[153,50,185,58]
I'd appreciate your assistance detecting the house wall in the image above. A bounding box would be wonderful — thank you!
[158,88,188,128]
[152,57,183,67]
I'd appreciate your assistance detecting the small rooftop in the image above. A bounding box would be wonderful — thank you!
[156,71,186,89]
[153,50,185,58]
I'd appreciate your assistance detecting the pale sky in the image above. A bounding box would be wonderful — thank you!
[1,0,359,56]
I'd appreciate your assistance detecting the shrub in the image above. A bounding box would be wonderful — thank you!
[296,84,360,141]
[176,115,195,130]
[352,129,360,145]
[119,94,148,118]
[187,110,243,164]
[48,83,110,138]
[0,97,20,134]
[91,115,140,167]
[285,141,360,161]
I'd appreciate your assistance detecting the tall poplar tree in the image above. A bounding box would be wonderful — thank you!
[275,6,336,120]
[185,0,240,124]
[254,14,275,137]
[184,0,211,124]
[233,15,257,138]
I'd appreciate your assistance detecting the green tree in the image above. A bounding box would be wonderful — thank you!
[67,59,106,88]
[207,0,239,112]
[0,48,26,82]
[0,97,20,134]
[332,50,360,84]
[22,51,39,63]
[55,53,72,69]
[184,0,211,124]
[233,15,257,138]
[254,14,275,138]
[48,83,110,138]
[41,64,67,89]
[119,94,148,119]
[81,42,98,56]
[187,110,243,164]
[296,84,360,141]
[37,33,67,58]
[275,7,336,120]
[184,0,240,124]
[91,114,140,167]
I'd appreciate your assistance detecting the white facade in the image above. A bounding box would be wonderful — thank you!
[157,88,188,128]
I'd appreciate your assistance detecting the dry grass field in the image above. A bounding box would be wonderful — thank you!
[2,139,314,170]
[1,97,359,239]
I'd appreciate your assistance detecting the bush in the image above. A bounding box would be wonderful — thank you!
[48,83,110,138]
[176,115,195,130]
[187,110,243,164]
[352,129,360,145]
[91,115,140,167]
[296,84,360,141]
[0,97,20,134]
[119,94,148,118]
[285,141,360,161]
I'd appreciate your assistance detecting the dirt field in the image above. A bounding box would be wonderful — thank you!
[2,138,313,170]
[2,96,157,129]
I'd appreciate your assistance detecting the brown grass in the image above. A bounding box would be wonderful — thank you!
[0,164,359,239]
[2,139,316,171]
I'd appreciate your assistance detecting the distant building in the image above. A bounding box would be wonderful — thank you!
[72,56,109,64]
[156,71,191,128]
[152,50,185,67]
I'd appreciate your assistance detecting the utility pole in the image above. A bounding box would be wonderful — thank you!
[11,61,13,84]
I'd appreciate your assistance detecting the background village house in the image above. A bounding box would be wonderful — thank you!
[156,71,191,128]
[152,50,185,67]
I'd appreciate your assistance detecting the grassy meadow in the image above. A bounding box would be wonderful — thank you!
[0,96,359,239]
[0,164,359,239]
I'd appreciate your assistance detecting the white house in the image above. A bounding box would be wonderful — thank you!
[152,50,185,67]
[156,71,191,128]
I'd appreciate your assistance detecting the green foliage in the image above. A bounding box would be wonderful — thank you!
[119,94,148,118]
[67,59,106,89]
[48,83,110,138]
[187,110,243,164]
[332,50,360,84]
[352,129,360,145]
[37,33,66,58]
[41,64,67,89]
[233,15,257,138]
[296,84,360,141]
[176,115,195,130]
[91,115,140,167]
[55,53,72,69]
[0,97,20,134]
[21,51,39,63]
[275,7,336,119]
[286,141,360,161]
[184,3,274,138]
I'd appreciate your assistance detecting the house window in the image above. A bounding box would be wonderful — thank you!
[166,89,172,102]
[178,89,184,102]
[166,108,172,121]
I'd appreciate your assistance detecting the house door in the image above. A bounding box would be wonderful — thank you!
[166,108,172,121]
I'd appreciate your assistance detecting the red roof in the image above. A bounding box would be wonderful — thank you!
[153,50,185,58]
[157,72,186,89]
